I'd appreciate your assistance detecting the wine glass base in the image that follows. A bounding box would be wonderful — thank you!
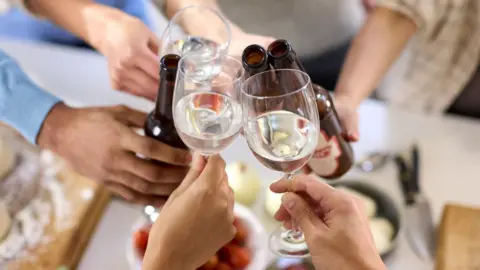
[269,226,310,258]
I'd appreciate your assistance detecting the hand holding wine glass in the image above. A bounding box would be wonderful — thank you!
[160,5,230,58]
[241,69,319,257]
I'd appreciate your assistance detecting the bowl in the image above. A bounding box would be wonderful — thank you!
[126,203,269,270]
[331,180,403,263]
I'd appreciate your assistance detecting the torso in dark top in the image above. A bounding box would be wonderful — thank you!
[447,65,480,119]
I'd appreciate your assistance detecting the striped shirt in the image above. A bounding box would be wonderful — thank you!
[377,0,480,114]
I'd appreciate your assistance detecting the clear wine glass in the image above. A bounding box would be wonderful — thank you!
[160,5,230,57]
[241,69,319,257]
[172,53,244,156]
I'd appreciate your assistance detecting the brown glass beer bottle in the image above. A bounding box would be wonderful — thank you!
[242,44,270,77]
[267,39,354,179]
[144,54,188,150]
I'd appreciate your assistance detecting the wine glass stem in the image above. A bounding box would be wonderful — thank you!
[285,173,302,238]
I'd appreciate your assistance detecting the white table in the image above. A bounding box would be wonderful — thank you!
[2,39,480,270]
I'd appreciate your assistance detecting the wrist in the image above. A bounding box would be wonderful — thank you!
[37,103,75,152]
[360,254,386,270]
[83,3,133,53]
[142,232,191,270]
[143,255,189,270]
[332,92,360,110]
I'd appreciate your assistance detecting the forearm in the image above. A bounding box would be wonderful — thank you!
[163,0,244,38]
[335,7,417,107]
[0,50,61,144]
[27,0,129,51]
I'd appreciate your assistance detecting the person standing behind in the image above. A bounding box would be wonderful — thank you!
[153,0,375,91]
[334,0,480,120]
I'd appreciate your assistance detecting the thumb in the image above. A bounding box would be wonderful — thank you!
[281,193,317,234]
[172,152,206,196]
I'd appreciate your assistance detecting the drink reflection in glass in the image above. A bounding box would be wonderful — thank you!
[241,69,319,258]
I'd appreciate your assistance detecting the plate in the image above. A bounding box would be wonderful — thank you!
[126,203,269,270]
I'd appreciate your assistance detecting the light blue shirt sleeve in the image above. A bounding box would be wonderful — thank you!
[0,50,61,144]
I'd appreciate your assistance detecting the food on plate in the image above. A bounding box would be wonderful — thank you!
[0,138,16,181]
[232,218,248,246]
[0,200,11,241]
[336,186,377,218]
[335,184,397,255]
[133,217,252,269]
[369,217,395,254]
[226,162,261,206]
[133,224,151,257]
[265,188,283,218]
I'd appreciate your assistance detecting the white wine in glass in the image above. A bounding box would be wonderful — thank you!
[241,69,319,257]
[173,54,244,156]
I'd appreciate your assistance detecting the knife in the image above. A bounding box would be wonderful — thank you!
[394,149,436,262]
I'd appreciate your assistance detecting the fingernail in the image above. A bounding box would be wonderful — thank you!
[282,195,295,209]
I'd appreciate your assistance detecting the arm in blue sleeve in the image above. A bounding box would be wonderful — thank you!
[0,50,61,144]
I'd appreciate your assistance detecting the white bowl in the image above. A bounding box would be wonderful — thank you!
[126,203,269,270]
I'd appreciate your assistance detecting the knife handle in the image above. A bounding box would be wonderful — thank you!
[411,144,420,193]
[394,155,415,205]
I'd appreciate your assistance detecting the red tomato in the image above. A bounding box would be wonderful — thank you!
[133,229,149,256]
[232,219,248,246]
[222,244,251,269]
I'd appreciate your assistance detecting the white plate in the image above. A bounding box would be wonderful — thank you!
[126,203,269,270]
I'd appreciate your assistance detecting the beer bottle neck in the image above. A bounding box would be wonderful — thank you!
[154,73,176,120]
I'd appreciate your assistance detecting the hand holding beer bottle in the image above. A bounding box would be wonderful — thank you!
[242,40,356,180]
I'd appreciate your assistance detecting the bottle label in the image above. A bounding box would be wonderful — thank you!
[309,129,342,177]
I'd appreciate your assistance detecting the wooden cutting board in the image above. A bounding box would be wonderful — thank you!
[0,124,111,270]
[436,204,480,270]
[6,168,111,270]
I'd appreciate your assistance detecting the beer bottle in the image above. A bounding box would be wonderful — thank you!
[267,39,354,179]
[242,44,270,78]
[144,54,187,150]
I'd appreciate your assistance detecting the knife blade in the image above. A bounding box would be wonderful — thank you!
[405,196,436,262]
[394,150,436,262]
[408,145,436,261]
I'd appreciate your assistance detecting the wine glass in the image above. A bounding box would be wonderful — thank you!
[241,69,319,257]
[160,5,230,57]
[172,53,244,156]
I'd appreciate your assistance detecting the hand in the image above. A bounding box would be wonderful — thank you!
[270,175,386,270]
[98,14,160,100]
[229,28,276,58]
[143,154,236,270]
[362,0,376,12]
[37,103,191,205]
[333,95,359,142]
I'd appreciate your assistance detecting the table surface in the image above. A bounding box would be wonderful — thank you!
[2,39,480,270]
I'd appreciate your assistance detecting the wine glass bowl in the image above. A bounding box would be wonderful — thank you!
[173,54,244,156]
[160,5,231,58]
[241,69,319,175]
[241,69,319,257]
